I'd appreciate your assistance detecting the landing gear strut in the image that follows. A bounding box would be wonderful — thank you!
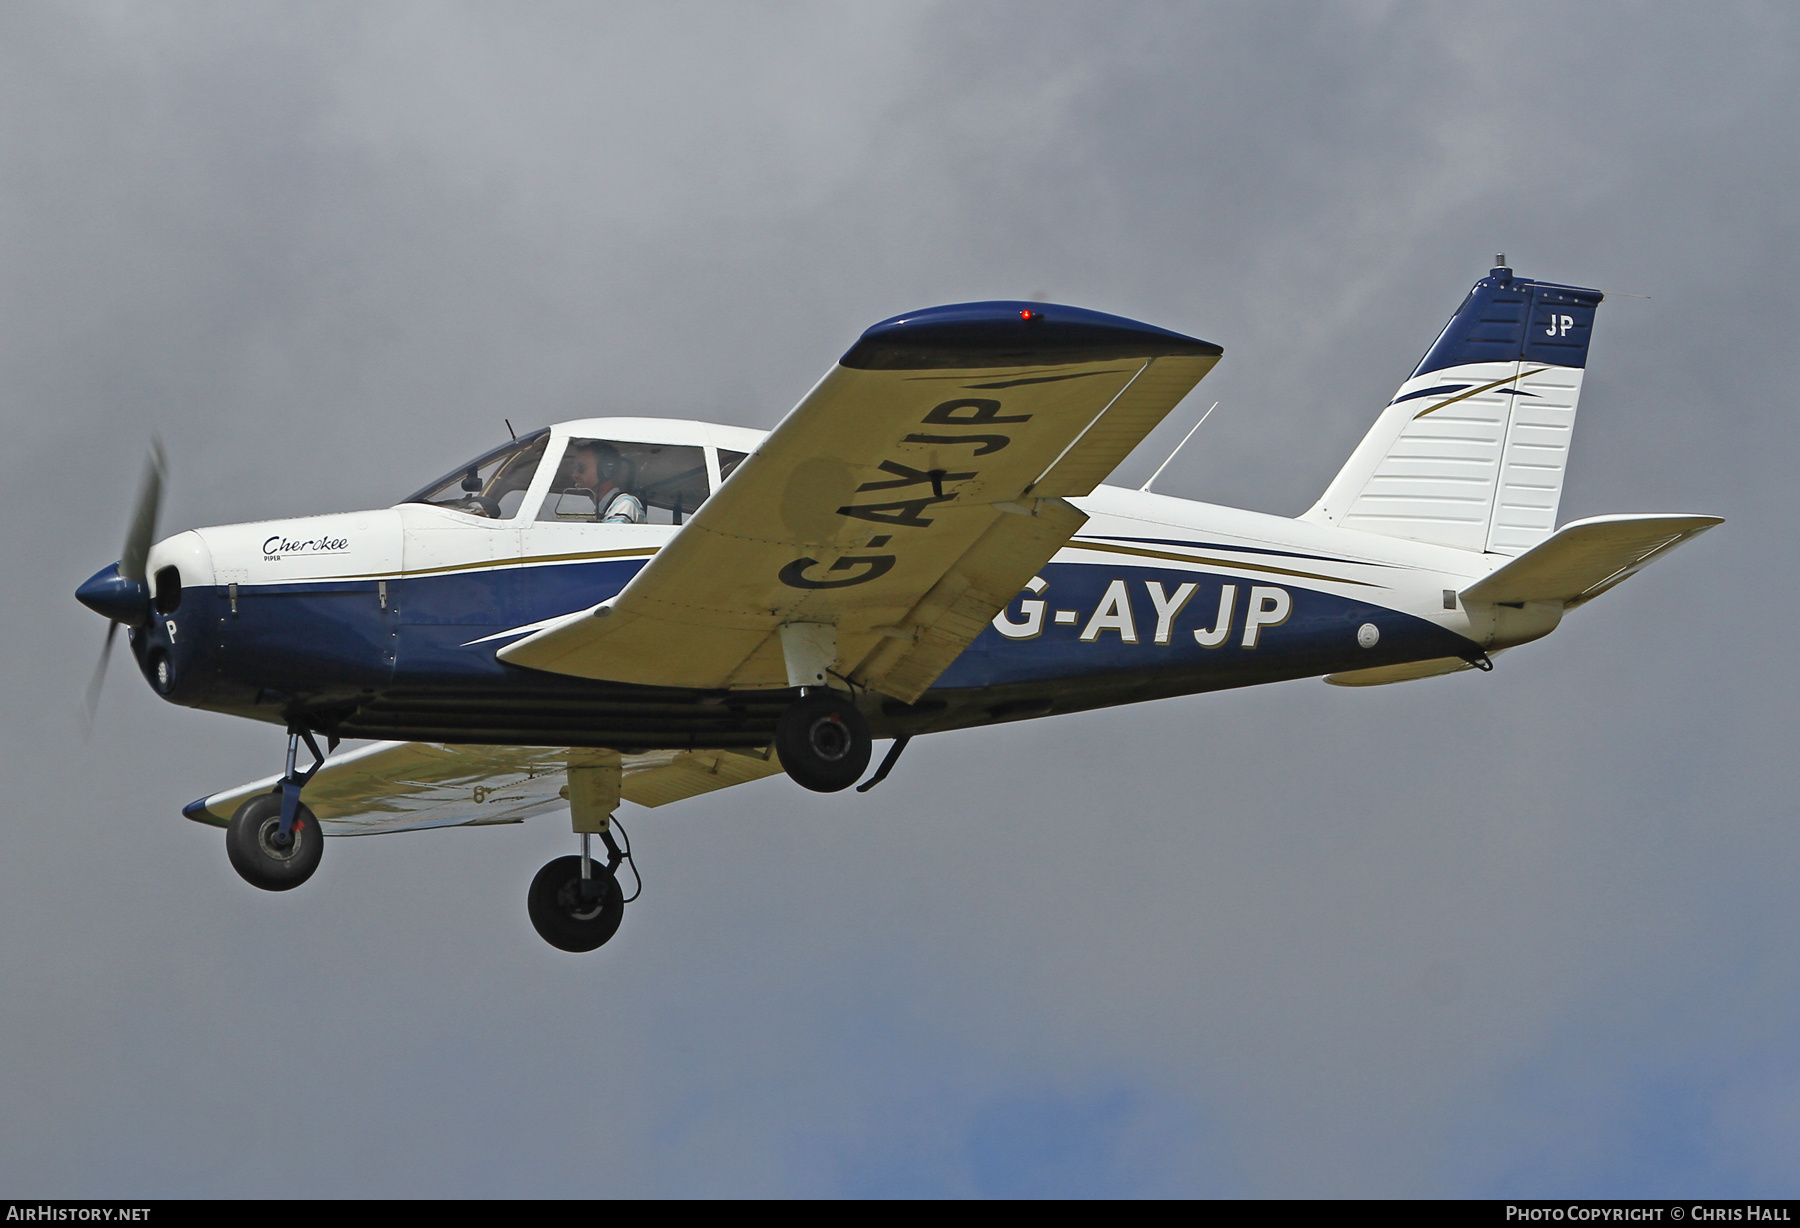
[528,832,626,953]
[226,724,334,892]
[776,691,872,793]
[529,753,633,953]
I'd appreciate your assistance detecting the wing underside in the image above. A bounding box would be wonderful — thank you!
[183,740,785,835]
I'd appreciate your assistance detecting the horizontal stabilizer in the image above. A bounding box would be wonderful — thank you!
[1325,656,1476,687]
[1461,513,1722,608]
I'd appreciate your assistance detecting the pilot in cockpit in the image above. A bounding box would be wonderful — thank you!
[560,441,646,524]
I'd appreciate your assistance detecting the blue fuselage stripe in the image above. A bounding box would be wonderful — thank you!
[135,550,1472,727]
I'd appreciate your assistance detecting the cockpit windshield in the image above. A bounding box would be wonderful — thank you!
[537,438,709,525]
[402,429,550,519]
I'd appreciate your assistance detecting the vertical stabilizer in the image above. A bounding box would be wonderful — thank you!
[1303,264,1604,556]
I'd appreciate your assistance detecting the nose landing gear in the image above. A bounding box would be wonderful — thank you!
[226,724,334,892]
[226,792,323,890]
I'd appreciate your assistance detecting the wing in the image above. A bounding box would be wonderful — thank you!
[181,740,785,835]
[1461,513,1723,607]
[499,302,1221,701]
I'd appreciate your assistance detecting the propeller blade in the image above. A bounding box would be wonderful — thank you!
[119,437,166,583]
[80,620,120,736]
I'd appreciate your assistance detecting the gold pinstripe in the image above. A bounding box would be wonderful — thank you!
[326,546,660,583]
[1411,366,1549,419]
[1064,539,1385,589]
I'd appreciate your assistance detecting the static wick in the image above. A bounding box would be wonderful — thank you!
[1140,402,1220,493]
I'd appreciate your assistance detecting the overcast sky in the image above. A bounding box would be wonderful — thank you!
[3,1,1795,1197]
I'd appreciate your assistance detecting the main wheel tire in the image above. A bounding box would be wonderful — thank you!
[527,855,625,953]
[225,793,324,892]
[775,693,872,793]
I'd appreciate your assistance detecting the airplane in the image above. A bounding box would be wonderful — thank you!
[76,259,1721,952]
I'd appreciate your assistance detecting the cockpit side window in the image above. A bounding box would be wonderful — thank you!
[537,439,709,525]
[402,430,550,519]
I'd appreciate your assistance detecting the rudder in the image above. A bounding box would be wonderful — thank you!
[1303,262,1605,556]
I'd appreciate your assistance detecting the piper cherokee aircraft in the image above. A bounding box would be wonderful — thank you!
[77,260,1720,952]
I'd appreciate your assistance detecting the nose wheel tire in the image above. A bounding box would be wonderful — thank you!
[225,793,324,892]
[776,693,872,793]
[528,855,625,953]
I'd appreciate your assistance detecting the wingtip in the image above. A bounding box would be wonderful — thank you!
[182,796,227,827]
[840,301,1222,370]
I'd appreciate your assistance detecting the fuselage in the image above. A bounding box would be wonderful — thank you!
[116,416,1533,749]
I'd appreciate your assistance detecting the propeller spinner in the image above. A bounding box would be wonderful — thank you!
[77,439,166,729]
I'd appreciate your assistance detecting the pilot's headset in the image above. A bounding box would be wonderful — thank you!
[591,442,631,489]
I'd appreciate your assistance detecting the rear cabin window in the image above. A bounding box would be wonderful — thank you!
[536,439,709,525]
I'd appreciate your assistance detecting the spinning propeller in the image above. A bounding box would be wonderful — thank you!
[77,439,166,731]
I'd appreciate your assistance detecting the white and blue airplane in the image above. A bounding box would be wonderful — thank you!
[77,260,1720,952]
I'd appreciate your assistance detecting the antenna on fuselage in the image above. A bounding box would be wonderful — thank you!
[504,418,517,440]
[1139,401,1219,493]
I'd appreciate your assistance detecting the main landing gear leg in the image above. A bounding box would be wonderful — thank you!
[528,755,627,952]
[226,724,336,892]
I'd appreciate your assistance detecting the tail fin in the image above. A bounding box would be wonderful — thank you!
[1302,263,1604,556]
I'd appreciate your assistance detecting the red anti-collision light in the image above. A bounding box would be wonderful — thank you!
[1019,309,1039,321]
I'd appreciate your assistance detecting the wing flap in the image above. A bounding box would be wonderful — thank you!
[1461,513,1722,607]
[851,496,1087,701]
[620,747,785,808]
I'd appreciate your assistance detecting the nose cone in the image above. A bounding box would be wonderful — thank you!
[76,563,150,625]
